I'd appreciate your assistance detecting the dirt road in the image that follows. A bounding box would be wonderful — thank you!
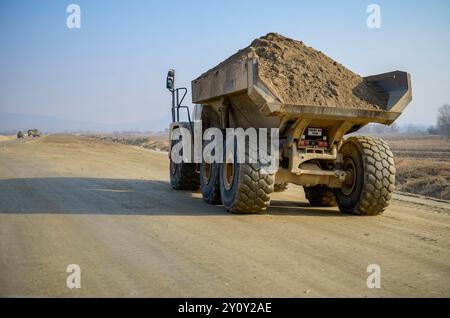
[0,135,449,297]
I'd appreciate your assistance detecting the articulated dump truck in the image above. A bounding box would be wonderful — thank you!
[167,33,412,215]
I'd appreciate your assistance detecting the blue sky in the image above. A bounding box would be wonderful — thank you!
[1,0,449,127]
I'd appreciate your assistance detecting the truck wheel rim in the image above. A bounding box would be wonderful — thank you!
[342,158,356,196]
[223,163,234,190]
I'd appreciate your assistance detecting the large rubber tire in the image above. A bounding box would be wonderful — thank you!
[200,160,221,204]
[199,108,222,204]
[274,183,288,192]
[170,159,200,190]
[220,161,274,214]
[219,128,276,214]
[304,185,337,207]
[335,136,395,215]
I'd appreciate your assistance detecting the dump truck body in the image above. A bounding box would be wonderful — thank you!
[168,33,412,215]
[192,57,412,130]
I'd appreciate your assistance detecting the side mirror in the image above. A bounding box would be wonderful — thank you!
[166,69,175,90]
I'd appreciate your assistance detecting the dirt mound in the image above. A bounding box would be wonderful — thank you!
[203,33,387,109]
[0,135,14,142]
[91,134,170,152]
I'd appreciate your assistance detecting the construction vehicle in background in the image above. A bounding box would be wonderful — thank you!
[27,129,41,137]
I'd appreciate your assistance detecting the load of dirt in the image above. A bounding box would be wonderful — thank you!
[200,33,387,109]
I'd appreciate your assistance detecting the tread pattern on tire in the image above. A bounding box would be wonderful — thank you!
[229,163,274,214]
[341,136,396,215]
[200,162,221,204]
[209,170,222,204]
[304,185,337,207]
[274,182,288,192]
[200,106,221,203]
[221,130,276,214]
[171,161,200,191]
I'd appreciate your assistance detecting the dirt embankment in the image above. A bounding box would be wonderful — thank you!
[0,135,15,142]
[89,134,169,152]
[197,33,387,109]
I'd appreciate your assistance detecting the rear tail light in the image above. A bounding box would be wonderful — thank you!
[317,141,328,148]
[299,140,309,147]
[298,140,328,148]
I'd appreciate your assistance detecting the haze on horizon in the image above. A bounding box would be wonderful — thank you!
[1,0,449,129]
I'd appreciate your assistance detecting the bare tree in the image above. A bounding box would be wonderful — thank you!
[437,104,450,140]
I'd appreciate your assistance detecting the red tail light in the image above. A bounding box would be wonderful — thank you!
[317,141,328,148]
[298,140,328,148]
[299,140,309,147]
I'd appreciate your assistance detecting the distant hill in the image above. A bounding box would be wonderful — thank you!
[0,112,171,133]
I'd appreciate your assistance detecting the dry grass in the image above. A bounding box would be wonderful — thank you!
[395,158,450,200]
[383,135,450,161]
[384,136,450,200]
[382,135,450,151]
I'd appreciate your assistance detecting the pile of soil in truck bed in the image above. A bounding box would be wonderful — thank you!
[199,33,387,110]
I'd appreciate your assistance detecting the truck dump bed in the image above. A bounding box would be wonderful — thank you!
[192,33,412,126]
